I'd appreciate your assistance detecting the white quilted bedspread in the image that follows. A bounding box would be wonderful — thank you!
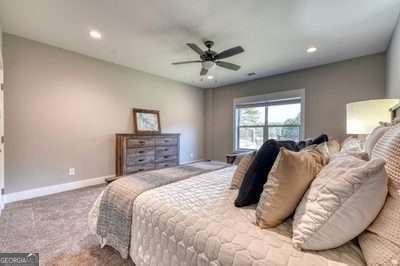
[130,166,366,266]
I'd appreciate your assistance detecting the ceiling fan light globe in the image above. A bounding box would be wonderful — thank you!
[202,61,215,70]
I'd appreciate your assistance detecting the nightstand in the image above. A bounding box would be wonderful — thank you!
[226,151,255,164]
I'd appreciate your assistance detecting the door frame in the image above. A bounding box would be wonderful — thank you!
[0,67,4,213]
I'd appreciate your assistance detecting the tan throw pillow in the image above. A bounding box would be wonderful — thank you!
[230,151,256,189]
[314,139,341,164]
[233,151,254,165]
[364,126,391,157]
[292,153,387,250]
[358,125,400,266]
[256,148,323,228]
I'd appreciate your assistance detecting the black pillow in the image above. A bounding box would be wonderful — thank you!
[235,139,296,207]
[311,134,329,145]
[296,138,313,150]
[278,140,299,151]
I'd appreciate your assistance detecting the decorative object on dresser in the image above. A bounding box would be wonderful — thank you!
[132,108,161,134]
[115,133,180,177]
[390,102,400,122]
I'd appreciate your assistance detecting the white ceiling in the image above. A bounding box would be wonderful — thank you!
[1,0,400,88]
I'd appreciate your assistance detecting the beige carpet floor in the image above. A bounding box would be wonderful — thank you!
[0,185,135,266]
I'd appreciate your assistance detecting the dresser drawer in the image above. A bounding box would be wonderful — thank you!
[155,146,177,157]
[127,137,155,148]
[127,147,155,158]
[155,160,178,169]
[156,136,178,146]
[156,154,177,162]
[125,163,155,174]
[127,155,154,165]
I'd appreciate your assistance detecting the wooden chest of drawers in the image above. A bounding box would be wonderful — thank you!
[116,133,180,176]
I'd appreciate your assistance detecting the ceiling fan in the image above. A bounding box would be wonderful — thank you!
[172,40,244,76]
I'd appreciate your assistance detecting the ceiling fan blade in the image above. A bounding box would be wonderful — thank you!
[200,68,208,76]
[215,46,244,60]
[186,43,204,55]
[172,60,202,65]
[216,61,241,71]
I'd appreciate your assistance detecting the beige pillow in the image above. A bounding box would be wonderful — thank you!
[359,125,400,265]
[256,148,323,228]
[230,151,256,189]
[364,126,391,157]
[292,153,387,250]
[326,139,341,155]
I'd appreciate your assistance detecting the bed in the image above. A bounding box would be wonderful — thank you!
[89,166,365,266]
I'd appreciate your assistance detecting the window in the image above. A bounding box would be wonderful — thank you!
[235,100,302,150]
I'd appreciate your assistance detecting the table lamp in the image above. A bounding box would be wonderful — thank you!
[346,99,399,138]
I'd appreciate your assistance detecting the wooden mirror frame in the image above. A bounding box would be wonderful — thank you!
[133,108,161,134]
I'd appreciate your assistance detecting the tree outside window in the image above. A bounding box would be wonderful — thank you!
[236,101,301,150]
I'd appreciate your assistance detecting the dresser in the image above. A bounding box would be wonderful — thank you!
[116,133,180,176]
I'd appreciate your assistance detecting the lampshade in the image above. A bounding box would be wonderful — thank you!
[346,99,399,134]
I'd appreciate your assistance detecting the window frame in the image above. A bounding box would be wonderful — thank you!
[235,98,303,151]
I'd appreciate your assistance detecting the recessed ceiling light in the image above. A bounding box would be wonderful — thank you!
[89,30,102,39]
[307,47,317,54]
[207,75,214,80]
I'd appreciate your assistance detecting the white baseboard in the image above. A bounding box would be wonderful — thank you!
[180,158,207,164]
[0,196,4,215]
[3,175,113,204]
[2,160,211,205]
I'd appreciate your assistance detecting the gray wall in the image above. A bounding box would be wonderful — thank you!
[206,54,386,161]
[4,34,205,193]
[387,16,400,98]
[0,25,3,71]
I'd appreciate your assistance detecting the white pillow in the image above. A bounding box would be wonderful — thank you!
[341,136,363,153]
[364,126,390,157]
[292,152,388,250]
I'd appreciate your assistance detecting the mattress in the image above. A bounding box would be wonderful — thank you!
[130,166,366,266]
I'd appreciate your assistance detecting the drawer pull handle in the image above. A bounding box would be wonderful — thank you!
[138,151,144,154]
[139,141,145,144]
[138,159,144,162]
[164,164,169,167]
[164,156,169,159]
[164,148,168,151]
[164,140,169,143]
[138,168,144,172]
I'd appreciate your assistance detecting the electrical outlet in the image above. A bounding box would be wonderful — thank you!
[68,168,76,176]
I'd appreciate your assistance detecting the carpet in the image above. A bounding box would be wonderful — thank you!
[0,185,134,266]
